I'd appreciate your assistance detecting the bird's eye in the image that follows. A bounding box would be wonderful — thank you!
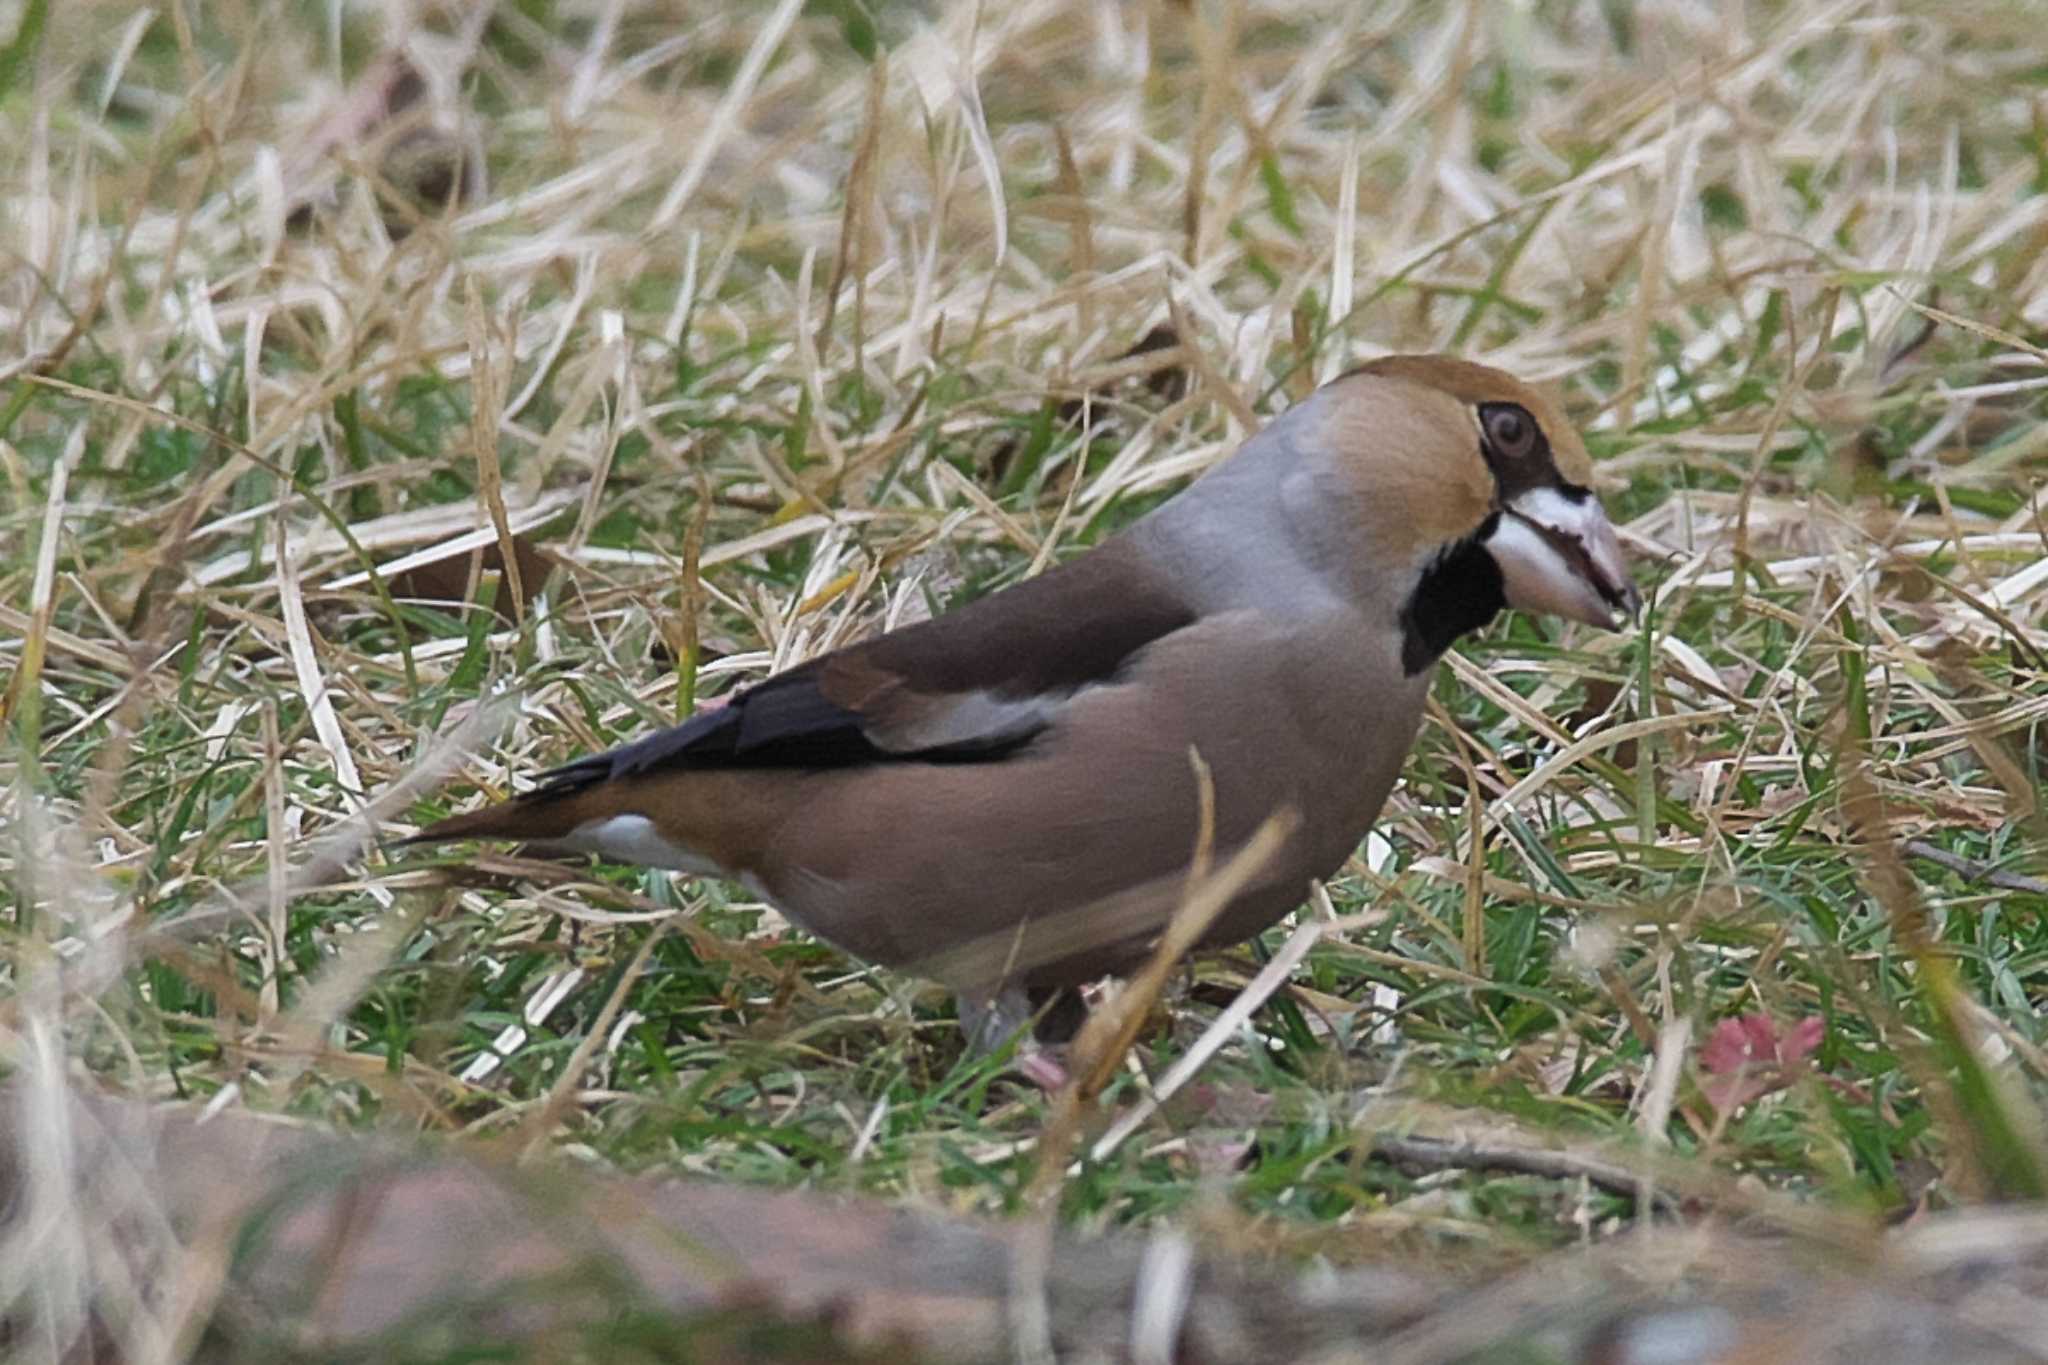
[1482,403,1539,461]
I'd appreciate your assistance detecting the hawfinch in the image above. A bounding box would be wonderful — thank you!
[405,356,1638,1045]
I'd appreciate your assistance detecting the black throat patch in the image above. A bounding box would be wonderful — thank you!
[1399,511,1506,675]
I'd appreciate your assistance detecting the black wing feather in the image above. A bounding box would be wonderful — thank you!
[537,665,881,794]
[534,539,1197,797]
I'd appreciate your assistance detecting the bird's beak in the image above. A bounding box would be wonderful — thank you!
[1487,487,1640,630]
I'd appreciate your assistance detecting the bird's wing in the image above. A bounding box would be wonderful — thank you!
[534,539,1197,795]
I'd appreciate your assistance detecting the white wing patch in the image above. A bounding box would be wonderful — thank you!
[564,814,729,877]
[866,688,1075,754]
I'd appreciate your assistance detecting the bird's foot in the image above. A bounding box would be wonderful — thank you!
[1013,1047,1071,1091]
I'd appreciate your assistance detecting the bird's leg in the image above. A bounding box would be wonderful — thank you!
[1029,985,1088,1044]
[1013,985,1086,1090]
[956,986,1082,1091]
[956,985,1035,1054]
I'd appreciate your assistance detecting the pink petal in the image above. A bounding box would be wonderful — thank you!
[1739,1013,1781,1056]
[1700,1017,1760,1074]
[1779,1015,1825,1065]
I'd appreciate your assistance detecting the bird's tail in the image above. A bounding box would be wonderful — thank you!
[398,790,594,846]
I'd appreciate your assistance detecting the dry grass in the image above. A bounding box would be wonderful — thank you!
[3,0,2048,1358]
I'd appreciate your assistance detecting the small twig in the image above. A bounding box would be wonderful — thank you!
[1090,916,1324,1165]
[1007,1215,1057,1365]
[1880,286,1941,383]
[1366,1134,1681,1214]
[514,916,673,1160]
[1902,838,2048,898]
[1027,800,1299,1202]
[465,276,524,623]
[1128,1228,1194,1365]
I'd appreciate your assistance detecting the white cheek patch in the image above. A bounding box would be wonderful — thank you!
[564,814,731,877]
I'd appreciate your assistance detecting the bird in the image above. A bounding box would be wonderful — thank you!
[403,354,1639,1050]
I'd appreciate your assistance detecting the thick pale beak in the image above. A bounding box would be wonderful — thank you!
[1487,487,1640,629]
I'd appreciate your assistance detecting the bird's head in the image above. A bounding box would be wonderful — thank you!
[1315,354,1640,674]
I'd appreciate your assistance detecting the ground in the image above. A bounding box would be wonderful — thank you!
[3,0,2047,1358]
